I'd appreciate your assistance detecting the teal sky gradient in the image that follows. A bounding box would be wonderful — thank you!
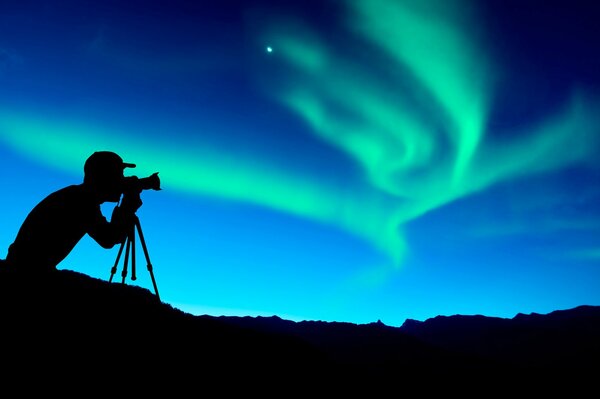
[1,0,600,326]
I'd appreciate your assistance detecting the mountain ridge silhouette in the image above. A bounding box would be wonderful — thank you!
[1,268,598,392]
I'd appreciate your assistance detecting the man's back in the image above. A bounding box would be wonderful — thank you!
[6,184,107,271]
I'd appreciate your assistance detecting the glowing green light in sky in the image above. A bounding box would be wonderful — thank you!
[0,111,408,264]
[351,0,492,184]
[259,0,600,270]
[2,0,599,274]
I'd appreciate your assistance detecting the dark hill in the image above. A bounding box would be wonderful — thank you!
[1,268,598,393]
[400,306,600,369]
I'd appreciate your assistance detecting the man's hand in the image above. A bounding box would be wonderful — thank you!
[120,191,143,214]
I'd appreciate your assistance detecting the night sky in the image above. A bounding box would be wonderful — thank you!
[1,0,600,326]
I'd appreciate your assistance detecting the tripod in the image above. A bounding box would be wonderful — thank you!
[109,214,160,301]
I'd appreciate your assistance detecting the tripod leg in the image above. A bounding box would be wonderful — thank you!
[131,227,137,281]
[135,218,160,300]
[121,230,133,284]
[109,239,126,283]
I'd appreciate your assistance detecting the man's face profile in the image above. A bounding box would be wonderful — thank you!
[94,169,125,203]
[83,151,135,204]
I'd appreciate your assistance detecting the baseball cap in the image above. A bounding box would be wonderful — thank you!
[84,151,136,182]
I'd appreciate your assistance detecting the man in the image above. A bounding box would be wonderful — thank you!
[1,151,142,273]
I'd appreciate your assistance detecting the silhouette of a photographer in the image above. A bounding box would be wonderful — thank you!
[1,151,142,274]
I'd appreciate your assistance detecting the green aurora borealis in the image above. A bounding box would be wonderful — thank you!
[1,0,600,324]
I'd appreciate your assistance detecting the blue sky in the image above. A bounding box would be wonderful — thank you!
[1,0,600,326]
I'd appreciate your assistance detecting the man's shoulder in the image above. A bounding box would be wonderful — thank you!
[55,184,84,193]
[48,184,90,200]
[42,184,100,211]
[43,183,78,196]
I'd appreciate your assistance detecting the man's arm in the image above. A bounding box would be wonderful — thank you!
[88,193,142,249]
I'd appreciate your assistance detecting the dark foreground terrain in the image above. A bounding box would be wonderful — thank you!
[1,269,598,393]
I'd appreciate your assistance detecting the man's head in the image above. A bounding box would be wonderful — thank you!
[84,151,136,202]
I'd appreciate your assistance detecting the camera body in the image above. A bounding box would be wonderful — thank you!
[122,172,161,194]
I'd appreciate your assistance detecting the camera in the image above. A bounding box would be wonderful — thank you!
[122,172,161,194]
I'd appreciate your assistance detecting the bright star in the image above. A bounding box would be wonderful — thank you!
[266,46,273,53]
